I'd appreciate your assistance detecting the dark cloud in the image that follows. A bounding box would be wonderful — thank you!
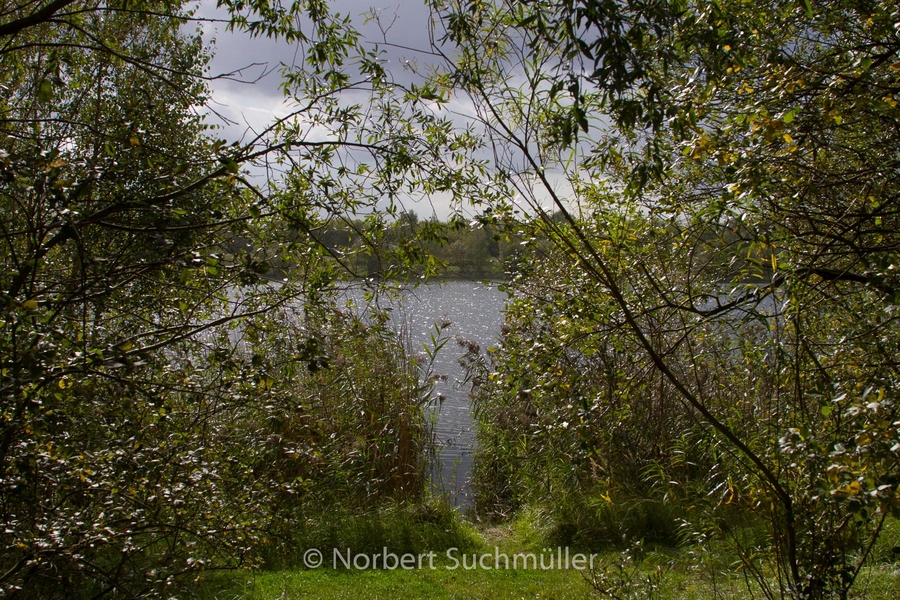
[187,1,471,218]
[194,1,438,106]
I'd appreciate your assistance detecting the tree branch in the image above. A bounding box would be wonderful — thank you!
[0,0,79,38]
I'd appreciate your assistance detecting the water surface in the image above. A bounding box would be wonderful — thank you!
[346,280,506,507]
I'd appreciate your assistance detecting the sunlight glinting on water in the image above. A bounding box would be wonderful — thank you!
[344,281,506,506]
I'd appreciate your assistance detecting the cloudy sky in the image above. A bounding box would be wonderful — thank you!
[186,1,573,220]
[194,1,435,130]
[187,0,480,218]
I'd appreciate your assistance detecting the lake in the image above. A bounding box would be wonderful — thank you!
[345,280,506,508]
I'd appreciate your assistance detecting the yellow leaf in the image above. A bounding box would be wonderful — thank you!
[20,299,37,310]
[129,136,141,146]
[839,481,862,496]
[783,133,793,144]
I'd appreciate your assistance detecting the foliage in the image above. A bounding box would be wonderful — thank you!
[431,0,900,598]
[7,0,900,597]
[0,0,485,596]
[318,214,516,280]
[257,497,482,572]
[203,518,900,599]
[249,304,442,564]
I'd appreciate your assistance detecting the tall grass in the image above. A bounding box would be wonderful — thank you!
[236,298,473,568]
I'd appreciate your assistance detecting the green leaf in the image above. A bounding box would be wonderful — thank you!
[220,157,240,173]
[38,79,53,102]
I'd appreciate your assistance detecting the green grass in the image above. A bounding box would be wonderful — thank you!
[200,511,900,599]
[203,556,900,600]
[214,565,593,599]
[204,557,900,600]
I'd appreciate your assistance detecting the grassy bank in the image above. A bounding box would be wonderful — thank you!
[218,563,900,600]
[201,509,900,599]
[214,565,590,599]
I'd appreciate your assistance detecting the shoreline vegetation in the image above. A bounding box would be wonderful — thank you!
[251,211,783,286]
[4,0,900,598]
[201,507,900,599]
[238,212,516,284]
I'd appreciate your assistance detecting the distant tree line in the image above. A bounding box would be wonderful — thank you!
[314,211,522,280]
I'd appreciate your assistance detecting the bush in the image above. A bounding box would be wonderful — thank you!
[258,499,481,570]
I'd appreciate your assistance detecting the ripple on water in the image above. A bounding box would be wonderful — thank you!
[343,280,506,508]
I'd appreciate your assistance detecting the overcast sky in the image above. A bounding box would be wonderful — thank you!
[186,1,575,220]
[192,1,441,134]
[188,1,478,218]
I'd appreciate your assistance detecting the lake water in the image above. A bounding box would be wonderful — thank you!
[345,280,506,507]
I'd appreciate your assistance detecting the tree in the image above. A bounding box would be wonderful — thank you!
[0,1,485,596]
[430,0,900,597]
